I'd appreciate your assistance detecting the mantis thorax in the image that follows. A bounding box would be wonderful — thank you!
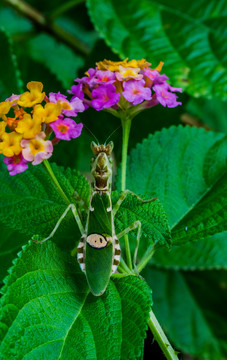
[90,141,113,192]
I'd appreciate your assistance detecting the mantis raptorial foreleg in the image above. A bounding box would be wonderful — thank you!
[32,203,84,244]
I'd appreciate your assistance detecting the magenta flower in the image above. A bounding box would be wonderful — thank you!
[68,84,84,100]
[122,79,152,105]
[50,117,83,141]
[91,84,120,111]
[75,68,97,86]
[153,83,182,108]
[92,70,116,85]
[143,69,168,86]
[3,153,28,175]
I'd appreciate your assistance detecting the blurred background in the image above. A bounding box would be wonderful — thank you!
[0,0,226,359]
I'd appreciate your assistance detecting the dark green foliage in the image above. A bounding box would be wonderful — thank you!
[145,268,227,360]
[0,29,23,98]
[0,1,227,359]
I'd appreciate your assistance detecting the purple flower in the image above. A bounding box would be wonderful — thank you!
[122,79,152,105]
[3,153,28,175]
[143,69,168,85]
[68,84,84,100]
[153,83,182,108]
[91,84,120,111]
[50,118,83,141]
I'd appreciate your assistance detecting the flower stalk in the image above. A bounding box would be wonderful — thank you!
[148,309,179,360]
[42,159,71,205]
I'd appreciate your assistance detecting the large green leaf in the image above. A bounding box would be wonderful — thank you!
[185,97,227,133]
[117,126,227,269]
[0,29,23,98]
[151,232,227,270]
[0,241,152,360]
[145,268,227,360]
[27,34,84,89]
[0,161,90,245]
[87,0,227,99]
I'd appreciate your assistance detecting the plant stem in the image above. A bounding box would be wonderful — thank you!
[118,257,132,275]
[120,114,132,192]
[137,244,156,273]
[50,0,85,19]
[120,113,133,270]
[3,0,90,56]
[43,159,71,206]
[148,309,179,360]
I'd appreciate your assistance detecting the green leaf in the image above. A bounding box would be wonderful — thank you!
[27,33,84,89]
[0,29,23,98]
[0,241,152,360]
[151,232,227,270]
[119,126,227,269]
[0,223,27,282]
[0,162,90,247]
[185,97,227,133]
[120,126,227,230]
[87,0,227,99]
[145,267,227,360]
[112,191,171,254]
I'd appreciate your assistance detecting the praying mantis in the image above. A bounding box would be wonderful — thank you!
[34,141,156,296]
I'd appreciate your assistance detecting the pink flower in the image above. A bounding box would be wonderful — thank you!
[92,70,116,85]
[91,84,120,111]
[5,94,21,106]
[48,92,85,117]
[3,153,28,175]
[50,117,83,141]
[21,132,53,165]
[122,79,152,105]
[153,83,182,108]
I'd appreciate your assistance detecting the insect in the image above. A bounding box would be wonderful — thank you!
[33,141,155,296]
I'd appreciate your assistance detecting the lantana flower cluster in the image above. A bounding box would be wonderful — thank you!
[68,58,182,116]
[0,81,84,175]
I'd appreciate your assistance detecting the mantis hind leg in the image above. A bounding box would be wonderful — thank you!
[116,220,141,271]
[32,204,84,244]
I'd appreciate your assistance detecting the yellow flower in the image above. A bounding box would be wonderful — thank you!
[0,121,6,137]
[0,101,11,120]
[15,114,42,139]
[0,132,22,157]
[96,58,151,72]
[152,61,164,72]
[33,102,62,124]
[17,81,45,107]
